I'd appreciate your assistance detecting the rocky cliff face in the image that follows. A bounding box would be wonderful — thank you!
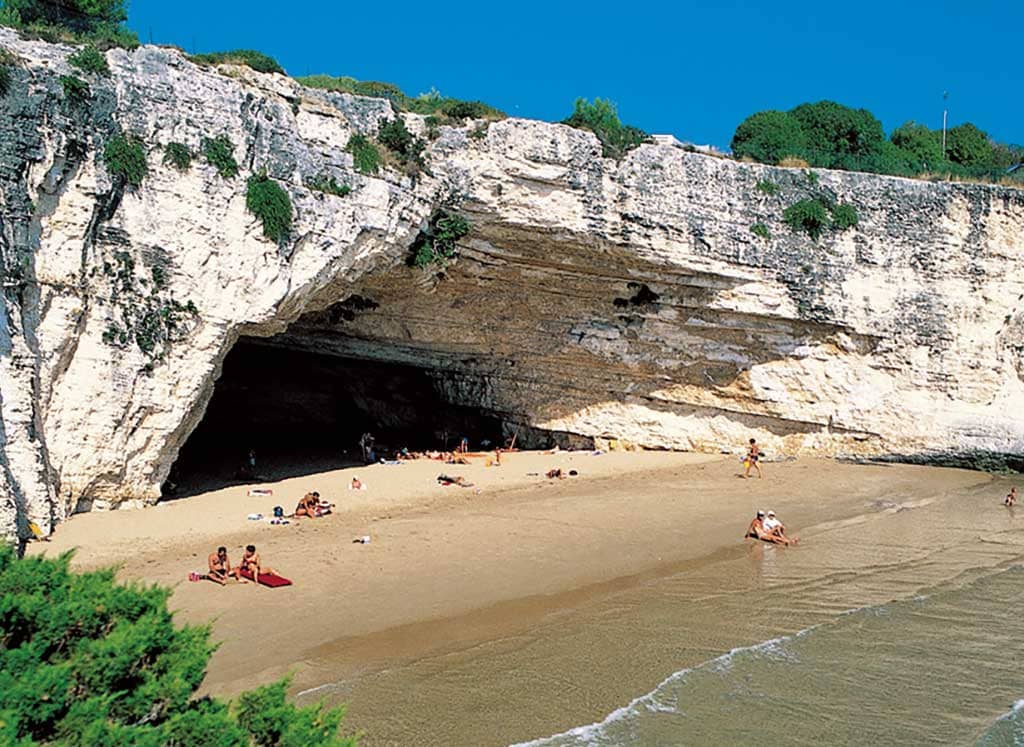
[2,29,1023,543]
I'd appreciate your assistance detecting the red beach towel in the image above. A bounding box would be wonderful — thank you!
[238,568,292,587]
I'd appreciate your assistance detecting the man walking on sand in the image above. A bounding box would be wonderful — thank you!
[744,438,763,479]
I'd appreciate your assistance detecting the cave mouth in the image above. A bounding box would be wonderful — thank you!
[163,338,506,499]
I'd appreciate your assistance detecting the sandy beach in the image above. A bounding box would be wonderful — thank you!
[29,451,1004,745]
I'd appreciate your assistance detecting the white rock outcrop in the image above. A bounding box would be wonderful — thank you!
[1,30,1022,544]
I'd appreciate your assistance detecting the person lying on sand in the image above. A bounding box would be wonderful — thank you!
[208,546,245,585]
[1006,487,1017,507]
[546,468,564,479]
[294,491,321,517]
[437,474,472,487]
[240,544,276,580]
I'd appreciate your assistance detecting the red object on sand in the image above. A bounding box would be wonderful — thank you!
[238,568,292,587]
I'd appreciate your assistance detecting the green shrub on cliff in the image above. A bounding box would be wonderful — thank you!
[346,134,380,175]
[68,44,109,75]
[189,49,285,75]
[202,134,239,178]
[377,117,426,173]
[782,198,831,240]
[410,211,470,268]
[830,202,859,231]
[163,141,192,171]
[562,98,647,159]
[306,173,351,197]
[0,48,16,95]
[59,73,90,102]
[0,545,358,745]
[0,0,138,48]
[246,172,292,242]
[103,134,147,187]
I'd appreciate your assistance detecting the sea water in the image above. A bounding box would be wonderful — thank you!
[513,480,1024,746]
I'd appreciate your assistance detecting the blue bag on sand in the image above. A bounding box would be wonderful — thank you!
[273,505,284,518]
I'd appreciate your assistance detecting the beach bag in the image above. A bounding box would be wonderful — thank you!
[273,505,284,518]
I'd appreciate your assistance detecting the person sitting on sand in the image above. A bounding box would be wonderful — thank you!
[240,544,275,580]
[294,491,321,518]
[744,511,793,546]
[1006,487,1017,507]
[546,468,564,479]
[762,510,798,544]
[743,438,763,479]
[350,476,365,491]
[207,546,245,585]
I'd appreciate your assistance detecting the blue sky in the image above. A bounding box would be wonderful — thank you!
[128,0,1022,149]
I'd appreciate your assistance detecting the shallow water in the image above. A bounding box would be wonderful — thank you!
[301,469,1024,746]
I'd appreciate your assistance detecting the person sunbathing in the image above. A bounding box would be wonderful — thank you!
[239,544,276,581]
[546,468,564,479]
[294,491,321,517]
[207,546,244,585]
[437,474,470,486]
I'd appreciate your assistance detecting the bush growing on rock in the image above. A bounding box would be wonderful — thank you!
[246,172,292,242]
[202,134,239,178]
[306,173,351,197]
[562,98,647,159]
[163,141,192,171]
[782,198,831,240]
[189,49,285,75]
[0,546,358,745]
[58,73,89,102]
[346,134,380,175]
[831,202,859,231]
[0,48,16,95]
[1,0,138,48]
[103,134,147,187]
[410,211,470,268]
[377,117,426,173]
[68,43,109,75]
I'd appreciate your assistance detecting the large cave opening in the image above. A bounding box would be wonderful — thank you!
[164,338,506,498]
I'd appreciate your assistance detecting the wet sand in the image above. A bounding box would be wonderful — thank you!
[29,452,999,745]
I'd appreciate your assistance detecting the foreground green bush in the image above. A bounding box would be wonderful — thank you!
[103,134,147,187]
[0,546,357,745]
[189,49,285,75]
[246,172,292,242]
[562,98,647,159]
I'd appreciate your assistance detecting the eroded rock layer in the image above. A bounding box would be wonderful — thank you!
[2,29,1023,542]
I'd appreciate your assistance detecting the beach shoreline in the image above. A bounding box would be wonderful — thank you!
[28,452,998,745]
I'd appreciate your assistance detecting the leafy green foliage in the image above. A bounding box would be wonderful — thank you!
[732,110,808,165]
[750,222,771,239]
[59,74,90,101]
[782,198,832,240]
[755,179,779,196]
[202,134,239,178]
[189,49,285,75]
[830,202,859,231]
[0,545,358,745]
[733,101,1023,182]
[246,172,292,242]
[103,134,147,187]
[377,117,426,173]
[1,0,138,47]
[163,142,192,171]
[68,44,109,75]
[410,211,470,268]
[305,174,351,197]
[562,98,647,159]
[346,134,380,175]
[296,75,507,121]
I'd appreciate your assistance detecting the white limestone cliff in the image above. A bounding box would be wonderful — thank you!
[1,28,1022,545]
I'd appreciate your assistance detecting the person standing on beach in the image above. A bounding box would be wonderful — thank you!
[1005,487,1017,507]
[743,438,763,479]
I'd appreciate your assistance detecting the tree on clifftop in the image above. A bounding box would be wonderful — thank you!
[0,546,358,745]
[730,109,808,165]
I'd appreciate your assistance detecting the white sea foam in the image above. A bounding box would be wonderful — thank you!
[508,624,824,747]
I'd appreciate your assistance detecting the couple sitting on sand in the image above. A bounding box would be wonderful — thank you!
[294,491,333,518]
[207,545,276,585]
[744,510,798,545]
